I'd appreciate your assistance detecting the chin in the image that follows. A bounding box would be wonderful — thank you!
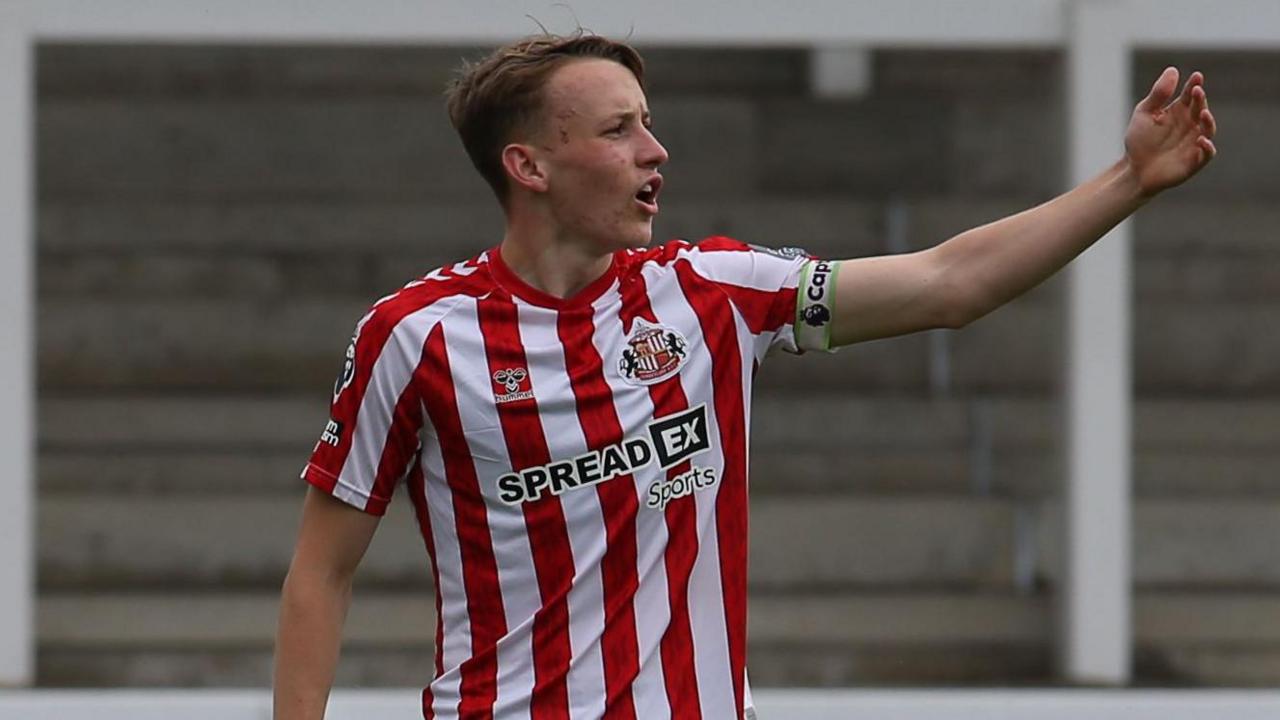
[626,230,654,248]
[628,219,657,248]
[599,225,653,252]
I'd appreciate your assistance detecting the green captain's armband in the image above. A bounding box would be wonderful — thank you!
[794,259,839,352]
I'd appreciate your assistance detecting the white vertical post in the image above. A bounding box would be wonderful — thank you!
[1063,0,1132,685]
[0,4,35,689]
[810,46,873,99]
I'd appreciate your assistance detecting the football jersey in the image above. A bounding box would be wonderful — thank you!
[303,236,809,719]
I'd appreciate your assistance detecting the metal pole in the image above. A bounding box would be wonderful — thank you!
[0,3,35,688]
[1062,0,1133,685]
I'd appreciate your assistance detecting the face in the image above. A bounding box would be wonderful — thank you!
[526,58,669,252]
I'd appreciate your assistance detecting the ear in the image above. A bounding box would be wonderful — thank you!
[501,143,549,194]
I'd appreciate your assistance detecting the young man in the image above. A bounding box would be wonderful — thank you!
[274,33,1217,720]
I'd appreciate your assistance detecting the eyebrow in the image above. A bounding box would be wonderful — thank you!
[605,110,652,125]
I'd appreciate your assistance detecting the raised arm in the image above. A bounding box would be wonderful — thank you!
[273,487,381,720]
[823,67,1217,347]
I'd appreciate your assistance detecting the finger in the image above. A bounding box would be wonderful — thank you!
[1192,84,1207,112]
[1139,66,1179,112]
[1201,106,1217,138]
[1192,86,1210,128]
[1199,136,1217,161]
[1178,70,1204,107]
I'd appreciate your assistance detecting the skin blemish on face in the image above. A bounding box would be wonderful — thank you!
[553,107,577,145]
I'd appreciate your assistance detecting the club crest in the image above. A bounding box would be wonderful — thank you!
[619,319,688,386]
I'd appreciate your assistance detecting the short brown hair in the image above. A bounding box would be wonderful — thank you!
[445,33,646,204]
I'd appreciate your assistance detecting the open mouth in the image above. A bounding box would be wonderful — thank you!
[635,176,663,214]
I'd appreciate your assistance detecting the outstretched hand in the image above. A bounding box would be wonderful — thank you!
[1125,67,1218,198]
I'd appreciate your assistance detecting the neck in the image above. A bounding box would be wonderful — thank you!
[498,214,614,301]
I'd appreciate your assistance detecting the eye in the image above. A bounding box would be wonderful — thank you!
[605,123,625,136]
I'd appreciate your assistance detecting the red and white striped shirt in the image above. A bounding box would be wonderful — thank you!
[303,237,808,719]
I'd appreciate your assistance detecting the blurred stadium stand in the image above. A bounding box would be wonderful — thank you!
[29,42,1280,690]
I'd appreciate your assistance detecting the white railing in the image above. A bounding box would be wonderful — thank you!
[3,0,1279,690]
[3,689,1280,720]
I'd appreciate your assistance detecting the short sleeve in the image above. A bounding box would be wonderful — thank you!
[300,307,425,516]
[687,236,815,361]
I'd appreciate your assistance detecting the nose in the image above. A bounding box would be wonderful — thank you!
[640,126,669,168]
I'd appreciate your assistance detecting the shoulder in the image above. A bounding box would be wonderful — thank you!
[619,236,812,285]
[617,235,760,271]
[357,251,495,343]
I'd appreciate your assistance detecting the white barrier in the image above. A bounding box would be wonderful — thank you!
[3,689,1280,720]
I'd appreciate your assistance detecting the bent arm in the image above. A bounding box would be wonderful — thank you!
[827,158,1145,346]
[274,486,380,720]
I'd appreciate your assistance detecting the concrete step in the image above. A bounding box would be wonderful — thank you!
[37,492,427,590]
[1136,255,1280,301]
[41,643,1280,688]
[35,494,1016,590]
[36,61,1279,207]
[41,298,935,392]
[36,490,1280,591]
[43,45,1279,109]
[39,396,325,451]
[35,395,1280,534]
[38,395,1280,455]
[760,96,1276,199]
[39,444,1280,503]
[37,99,485,201]
[36,200,504,254]
[752,449,1280,498]
[1133,201,1280,257]
[35,647,427,688]
[37,97,758,200]
[751,396,1280,454]
[758,97,956,198]
[46,97,1262,206]
[874,48,1280,103]
[38,297,366,391]
[761,298,1280,394]
[1136,647,1280,688]
[1085,499,1280,589]
[1037,499,1280,590]
[37,44,810,100]
[36,44,471,99]
[39,451,309,493]
[34,592,1280,687]
[873,49,1059,100]
[1133,50,1280,103]
[36,293,1280,393]
[39,590,1280,648]
[36,593,1042,650]
[37,196,1279,263]
[41,445,1280,499]
[34,197,886,283]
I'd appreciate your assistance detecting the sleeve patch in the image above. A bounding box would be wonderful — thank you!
[747,243,811,260]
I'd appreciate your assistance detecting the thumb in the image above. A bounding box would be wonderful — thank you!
[1139,66,1179,112]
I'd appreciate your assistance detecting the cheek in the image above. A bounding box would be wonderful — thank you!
[578,158,629,194]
